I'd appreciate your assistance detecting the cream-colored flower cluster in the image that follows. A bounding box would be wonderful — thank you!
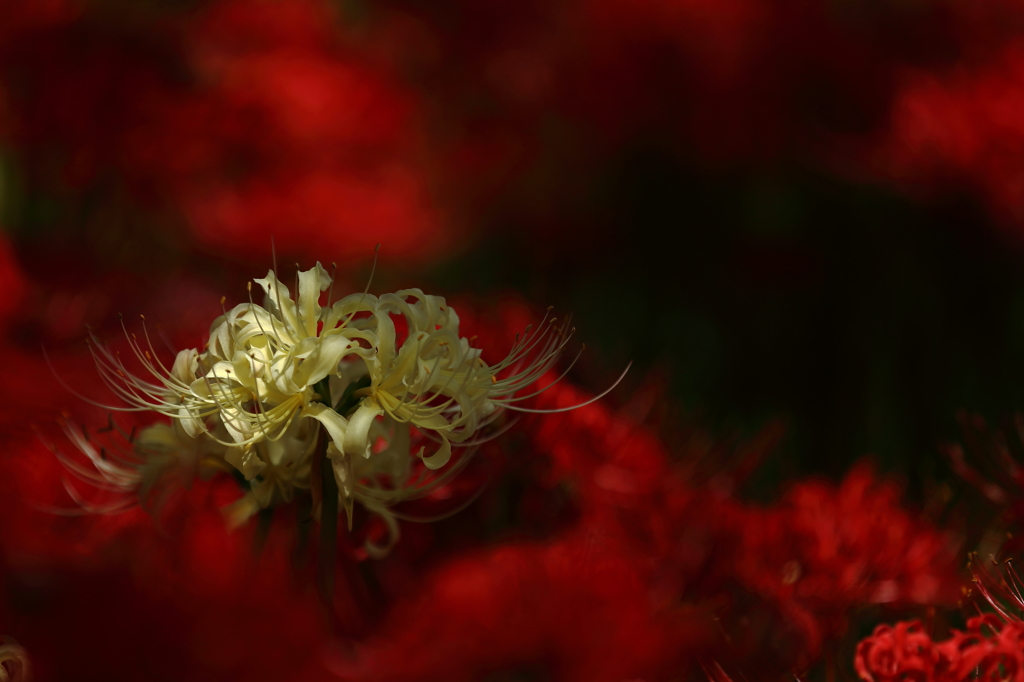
[75,264,573,553]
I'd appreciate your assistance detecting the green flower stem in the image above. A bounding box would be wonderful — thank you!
[312,375,371,605]
[314,378,339,602]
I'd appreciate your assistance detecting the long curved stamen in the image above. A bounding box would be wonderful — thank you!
[499,362,632,414]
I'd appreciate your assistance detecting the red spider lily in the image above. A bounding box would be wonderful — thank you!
[855,551,1024,682]
[327,529,715,682]
[0,0,447,266]
[728,462,962,669]
[385,0,962,169]
[856,615,1024,682]
[871,43,1024,230]
[945,413,1024,511]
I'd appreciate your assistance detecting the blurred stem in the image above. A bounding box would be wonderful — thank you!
[315,378,339,603]
[314,375,380,626]
[318,436,339,602]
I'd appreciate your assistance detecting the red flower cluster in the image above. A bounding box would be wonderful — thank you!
[856,616,1024,682]
[857,1,1024,237]
[728,463,962,668]
[873,45,1024,227]
[7,0,1024,252]
[0,0,446,265]
[382,0,966,175]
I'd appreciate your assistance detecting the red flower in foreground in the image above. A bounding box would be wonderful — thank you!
[856,616,1024,682]
[331,530,712,682]
[855,550,1024,682]
[649,460,965,677]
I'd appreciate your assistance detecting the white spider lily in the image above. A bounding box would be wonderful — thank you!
[56,262,625,557]
[88,264,354,464]
[323,291,574,474]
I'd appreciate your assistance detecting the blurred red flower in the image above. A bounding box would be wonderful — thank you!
[0,0,448,265]
[729,462,962,668]
[872,41,1024,229]
[385,0,960,166]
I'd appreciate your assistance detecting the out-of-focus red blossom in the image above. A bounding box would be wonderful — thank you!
[729,462,962,666]
[527,378,671,511]
[333,381,713,682]
[853,0,1024,236]
[330,530,713,682]
[1,470,345,682]
[386,0,958,172]
[870,43,1024,229]
[0,246,227,433]
[855,615,1024,682]
[523,360,960,665]
[0,0,447,265]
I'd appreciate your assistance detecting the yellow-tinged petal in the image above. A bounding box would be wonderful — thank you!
[297,262,331,338]
[419,433,451,470]
[222,493,261,529]
[177,406,204,438]
[254,270,302,340]
[224,446,266,480]
[171,349,199,384]
[305,402,349,452]
[344,399,384,458]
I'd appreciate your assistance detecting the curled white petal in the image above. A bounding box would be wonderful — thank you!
[344,400,383,459]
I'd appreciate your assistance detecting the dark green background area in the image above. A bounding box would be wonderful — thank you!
[431,151,1024,504]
